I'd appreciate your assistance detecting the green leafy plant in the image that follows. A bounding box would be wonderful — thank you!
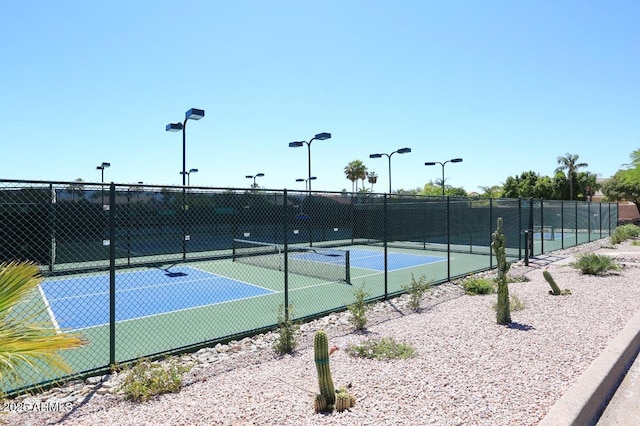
[461,275,496,295]
[402,274,431,312]
[119,357,191,402]
[0,262,85,390]
[272,304,299,355]
[610,224,640,245]
[347,283,370,331]
[571,253,622,275]
[346,337,415,360]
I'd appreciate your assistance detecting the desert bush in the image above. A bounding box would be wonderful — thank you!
[571,253,621,275]
[611,224,640,245]
[347,283,371,331]
[462,275,496,295]
[402,274,431,311]
[346,337,415,360]
[119,357,191,402]
[273,304,299,355]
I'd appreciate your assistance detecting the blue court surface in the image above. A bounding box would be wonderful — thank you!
[349,249,445,271]
[40,267,274,330]
[289,248,445,272]
[533,232,566,240]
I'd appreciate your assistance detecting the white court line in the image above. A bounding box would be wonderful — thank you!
[38,284,61,332]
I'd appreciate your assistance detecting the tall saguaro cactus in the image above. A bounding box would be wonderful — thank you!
[314,330,336,408]
[492,217,511,325]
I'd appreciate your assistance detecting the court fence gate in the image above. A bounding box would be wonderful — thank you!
[0,179,618,395]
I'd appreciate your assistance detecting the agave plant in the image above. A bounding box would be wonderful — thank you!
[0,262,85,389]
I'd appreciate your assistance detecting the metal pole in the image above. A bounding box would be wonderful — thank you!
[441,163,445,196]
[307,142,312,192]
[109,183,116,367]
[387,155,392,194]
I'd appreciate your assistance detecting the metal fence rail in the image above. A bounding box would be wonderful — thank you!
[0,179,618,395]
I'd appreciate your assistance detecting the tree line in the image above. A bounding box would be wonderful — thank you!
[343,150,640,211]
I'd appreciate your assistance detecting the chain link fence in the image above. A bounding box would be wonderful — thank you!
[0,179,618,395]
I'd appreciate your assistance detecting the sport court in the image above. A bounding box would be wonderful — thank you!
[40,247,447,332]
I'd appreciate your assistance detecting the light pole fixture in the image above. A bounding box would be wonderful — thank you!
[166,108,205,186]
[166,108,204,261]
[96,162,110,206]
[296,176,317,192]
[369,147,411,193]
[245,173,265,187]
[96,162,111,182]
[288,132,331,192]
[425,158,463,196]
[180,168,199,186]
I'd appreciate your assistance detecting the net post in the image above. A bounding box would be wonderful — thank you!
[524,230,530,266]
[345,250,351,284]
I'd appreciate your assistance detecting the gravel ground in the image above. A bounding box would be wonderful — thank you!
[5,238,640,426]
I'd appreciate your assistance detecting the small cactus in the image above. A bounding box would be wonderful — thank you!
[543,270,571,295]
[543,270,562,295]
[314,393,328,413]
[334,387,356,412]
[314,330,336,407]
[335,392,352,412]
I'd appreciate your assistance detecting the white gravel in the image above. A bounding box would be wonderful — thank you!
[6,238,640,426]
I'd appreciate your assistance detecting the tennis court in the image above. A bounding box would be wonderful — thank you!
[41,266,274,330]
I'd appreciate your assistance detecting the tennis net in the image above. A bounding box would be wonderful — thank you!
[232,239,350,283]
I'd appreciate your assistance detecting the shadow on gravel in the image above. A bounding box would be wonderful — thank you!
[507,322,535,331]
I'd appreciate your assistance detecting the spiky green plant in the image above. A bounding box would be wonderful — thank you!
[272,304,298,355]
[347,283,370,331]
[402,274,431,312]
[313,330,335,409]
[571,253,622,275]
[0,262,85,389]
[491,218,511,325]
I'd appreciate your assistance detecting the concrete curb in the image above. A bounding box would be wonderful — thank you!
[539,309,640,426]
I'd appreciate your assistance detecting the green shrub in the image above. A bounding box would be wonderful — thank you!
[462,275,496,295]
[401,274,431,312]
[571,253,621,275]
[611,224,640,245]
[119,357,191,402]
[348,283,371,331]
[346,337,415,360]
[273,304,299,355]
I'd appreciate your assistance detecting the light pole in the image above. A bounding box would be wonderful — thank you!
[180,168,199,186]
[288,132,331,192]
[166,108,204,260]
[245,173,265,188]
[425,158,463,196]
[96,162,110,206]
[296,176,317,192]
[369,147,411,193]
[166,108,205,186]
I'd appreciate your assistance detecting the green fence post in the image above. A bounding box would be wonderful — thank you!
[109,183,116,367]
[383,193,388,300]
[283,188,289,322]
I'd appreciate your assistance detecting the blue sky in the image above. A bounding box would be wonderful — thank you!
[1,1,638,193]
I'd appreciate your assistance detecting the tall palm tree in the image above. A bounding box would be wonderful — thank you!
[555,153,588,200]
[0,262,85,388]
[344,160,367,193]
